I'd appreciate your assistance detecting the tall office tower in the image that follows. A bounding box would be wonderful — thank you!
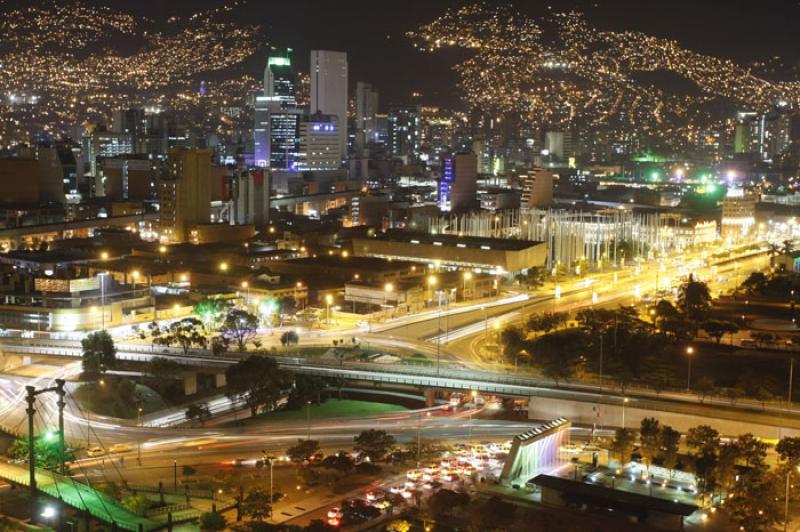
[438,152,478,212]
[254,96,271,168]
[297,112,341,171]
[545,131,565,160]
[159,149,211,243]
[520,167,553,209]
[310,50,348,156]
[232,168,270,227]
[388,105,422,160]
[355,82,379,152]
[82,127,134,177]
[96,155,159,200]
[269,109,302,170]
[112,108,146,138]
[264,50,296,107]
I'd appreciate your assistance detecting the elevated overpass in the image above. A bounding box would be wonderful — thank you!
[5,338,800,436]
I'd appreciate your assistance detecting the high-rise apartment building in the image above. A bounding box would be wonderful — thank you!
[159,149,211,243]
[439,152,478,213]
[310,50,348,156]
[388,105,422,161]
[520,167,553,209]
[298,113,341,171]
[356,82,379,152]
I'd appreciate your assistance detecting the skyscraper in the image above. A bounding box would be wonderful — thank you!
[520,167,553,209]
[439,152,477,213]
[356,82,379,152]
[388,105,422,161]
[159,149,211,243]
[311,50,348,157]
[298,112,341,171]
[264,50,296,107]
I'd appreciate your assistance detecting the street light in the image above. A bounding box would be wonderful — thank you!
[686,346,695,392]
[100,251,109,260]
[622,397,629,428]
[219,262,229,272]
[468,391,478,442]
[463,271,473,300]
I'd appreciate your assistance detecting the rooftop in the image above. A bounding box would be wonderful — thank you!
[362,230,544,252]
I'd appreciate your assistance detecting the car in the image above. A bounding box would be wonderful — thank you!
[327,507,343,519]
[365,490,385,502]
[406,469,421,480]
[327,517,341,528]
[87,447,106,457]
[110,443,130,453]
[389,485,405,494]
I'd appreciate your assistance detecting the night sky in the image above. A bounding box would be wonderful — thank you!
[96,0,800,107]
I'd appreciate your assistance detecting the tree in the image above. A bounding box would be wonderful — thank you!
[702,320,739,344]
[341,499,380,525]
[287,375,328,409]
[211,335,230,356]
[677,274,712,328]
[164,318,207,355]
[529,329,587,385]
[186,403,212,426]
[499,326,526,365]
[193,297,228,329]
[470,496,516,532]
[199,511,227,532]
[81,330,117,375]
[736,433,768,469]
[527,312,568,336]
[776,437,800,469]
[225,355,289,416]
[241,488,271,521]
[639,417,661,473]
[609,428,635,467]
[9,433,77,473]
[516,267,545,289]
[729,470,782,531]
[286,439,320,463]
[686,425,721,499]
[427,489,470,519]
[724,386,745,406]
[321,451,355,473]
[121,494,150,515]
[280,330,300,353]
[659,425,681,478]
[693,376,717,404]
[221,310,259,352]
[741,271,768,294]
[353,429,395,462]
[145,357,183,394]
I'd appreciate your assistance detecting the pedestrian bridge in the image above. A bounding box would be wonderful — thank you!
[0,462,157,531]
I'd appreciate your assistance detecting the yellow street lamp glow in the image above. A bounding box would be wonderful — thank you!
[131,270,140,280]
[219,262,228,272]
[158,245,167,254]
[555,285,561,298]
[341,250,349,258]
[100,251,109,260]
[296,281,303,288]
[325,294,334,305]
[463,271,473,281]
[493,319,501,330]
[592,291,598,305]
[686,346,694,355]
[384,282,394,292]
[241,281,249,289]
[427,275,438,287]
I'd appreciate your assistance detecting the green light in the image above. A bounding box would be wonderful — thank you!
[705,184,717,194]
[650,171,660,182]
[44,431,57,442]
[258,298,279,316]
[268,57,291,67]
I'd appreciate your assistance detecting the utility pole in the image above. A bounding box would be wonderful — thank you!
[55,379,65,475]
[25,381,67,521]
[790,358,795,408]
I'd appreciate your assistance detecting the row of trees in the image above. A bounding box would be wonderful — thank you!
[140,309,260,355]
[610,419,800,530]
[499,276,760,396]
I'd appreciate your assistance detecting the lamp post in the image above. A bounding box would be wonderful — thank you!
[468,391,478,442]
[264,453,276,519]
[241,281,250,310]
[97,272,107,330]
[463,271,472,301]
[621,397,629,428]
[306,401,311,440]
[686,346,695,392]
